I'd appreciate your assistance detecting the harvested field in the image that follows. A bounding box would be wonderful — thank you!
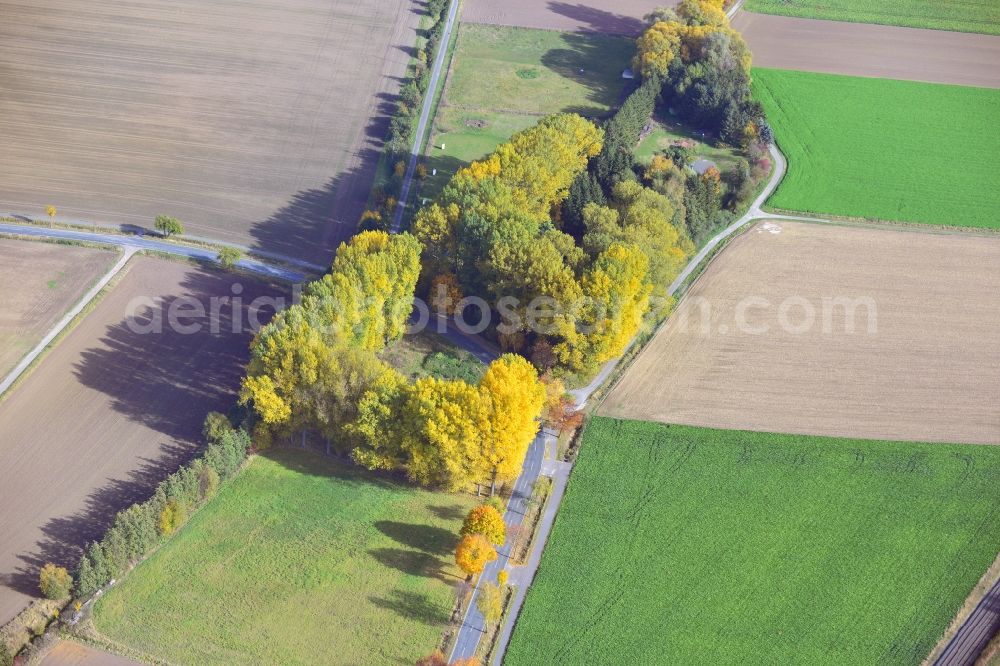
[743,0,1000,35]
[0,257,286,626]
[506,418,1000,664]
[462,0,667,35]
[601,221,1000,445]
[0,0,420,265]
[39,641,140,666]
[735,13,1000,88]
[0,238,116,380]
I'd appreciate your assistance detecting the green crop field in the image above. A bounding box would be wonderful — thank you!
[505,418,1000,665]
[93,449,476,665]
[753,68,1000,229]
[744,0,1000,35]
[421,24,632,199]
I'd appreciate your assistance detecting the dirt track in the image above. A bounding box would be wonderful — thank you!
[735,12,1000,88]
[0,239,115,380]
[601,221,1000,445]
[0,0,420,264]
[461,0,668,35]
[0,257,286,626]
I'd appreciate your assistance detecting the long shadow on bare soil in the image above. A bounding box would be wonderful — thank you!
[547,1,646,36]
[1,442,192,598]
[249,83,400,265]
[71,268,285,442]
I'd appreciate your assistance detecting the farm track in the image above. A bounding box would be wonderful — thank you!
[0,239,116,382]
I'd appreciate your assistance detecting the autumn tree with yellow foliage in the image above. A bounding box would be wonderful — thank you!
[632,0,767,147]
[455,533,497,576]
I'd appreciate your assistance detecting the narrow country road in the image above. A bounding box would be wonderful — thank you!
[0,222,311,283]
[391,0,461,231]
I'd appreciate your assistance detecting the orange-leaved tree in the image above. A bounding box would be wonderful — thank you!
[455,533,497,576]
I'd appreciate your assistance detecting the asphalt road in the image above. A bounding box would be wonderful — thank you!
[448,431,549,663]
[935,576,1000,666]
[0,222,309,283]
[391,0,461,231]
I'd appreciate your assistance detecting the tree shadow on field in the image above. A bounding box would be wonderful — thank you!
[1,441,192,600]
[72,268,286,443]
[249,78,405,265]
[427,504,467,522]
[368,548,454,583]
[375,520,458,557]
[369,590,448,626]
[547,1,647,36]
[540,32,634,117]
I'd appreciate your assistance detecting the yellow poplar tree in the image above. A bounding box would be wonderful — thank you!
[478,354,546,483]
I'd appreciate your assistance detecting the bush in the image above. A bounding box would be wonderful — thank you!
[153,214,184,237]
[38,564,72,600]
[203,411,233,444]
[217,246,241,269]
[0,639,11,666]
[158,500,187,536]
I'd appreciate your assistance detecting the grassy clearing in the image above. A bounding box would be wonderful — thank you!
[445,24,632,115]
[93,449,477,665]
[744,0,1000,35]
[753,68,1000,229]
[506,418,1000,665]
[380,328,486,383]
[634,112,743,171]
[420,24,632,199]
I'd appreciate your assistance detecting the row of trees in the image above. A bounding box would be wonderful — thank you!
[241,231,547,492]
[634,0,771,148]
[74,416,249,597]
[413,114,694,375]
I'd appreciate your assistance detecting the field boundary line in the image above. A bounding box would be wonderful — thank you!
[0,247,135,399]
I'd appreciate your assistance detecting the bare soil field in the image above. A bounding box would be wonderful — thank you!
[39,641,140,666]
[735,12,1000,88]
[461,0,669,35]
[0,239,116,381]
[0,257,286,626]
[0,0,421,265]
[601,221,1000,445]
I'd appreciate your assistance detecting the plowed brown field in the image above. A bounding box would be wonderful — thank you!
[0,0,420,264]
[734,12,1000,88]
[461,0,668,35]
[601,221,1000,445]
[0,257,286,625]
[0,238,116,380]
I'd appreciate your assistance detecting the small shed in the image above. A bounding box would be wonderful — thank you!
[691,158,717,175]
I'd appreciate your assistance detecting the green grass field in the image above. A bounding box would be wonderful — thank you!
[634,112,742,171]
[505,418,1000,664]
[745,0,1000,35]
[753,68,1000,229]
[421,24,632,199]
[93,449,476,665]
